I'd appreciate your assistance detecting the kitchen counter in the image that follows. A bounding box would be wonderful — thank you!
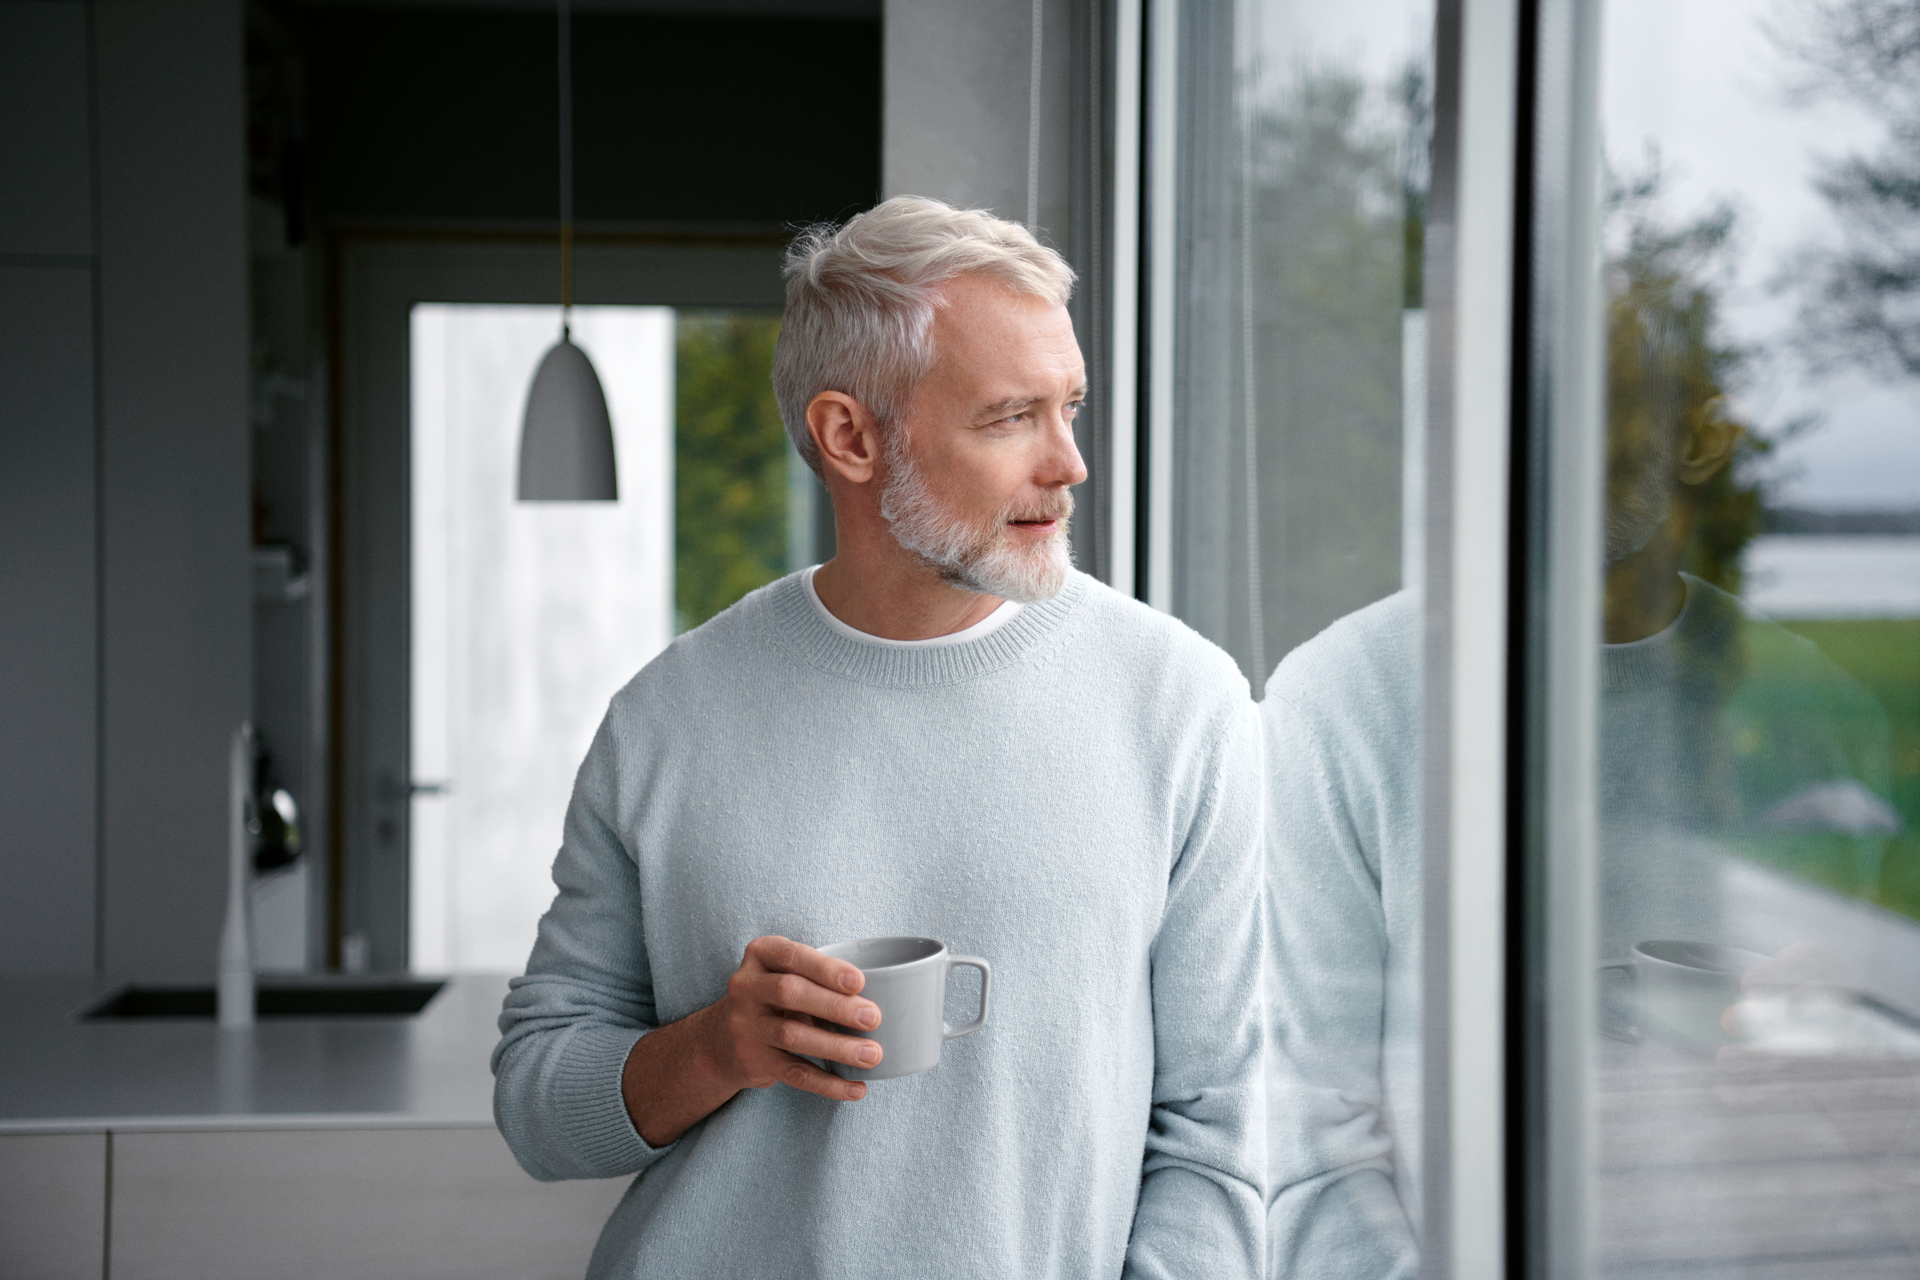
[0,972,511,1133]
[0,974,631,1278]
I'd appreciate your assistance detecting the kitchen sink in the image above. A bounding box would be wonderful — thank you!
[82,978,447,1020]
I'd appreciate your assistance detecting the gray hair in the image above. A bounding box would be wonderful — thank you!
[772,195,1076,476]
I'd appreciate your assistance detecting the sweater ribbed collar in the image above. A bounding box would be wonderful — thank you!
[765,568,1089,688]
[1601,572,1744,694]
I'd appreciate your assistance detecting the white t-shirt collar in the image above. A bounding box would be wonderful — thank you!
[802,564,1023,649]
[1604,574,1694,652]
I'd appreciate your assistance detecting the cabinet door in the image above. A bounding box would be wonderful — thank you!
[0,1132,108,1280]
[111,1126,628,1280]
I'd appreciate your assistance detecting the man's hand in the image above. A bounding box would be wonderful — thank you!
[621,936,883,1146]
[1718,941,1864,1067]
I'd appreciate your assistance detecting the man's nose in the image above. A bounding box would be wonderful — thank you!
[1040,409,1090,488]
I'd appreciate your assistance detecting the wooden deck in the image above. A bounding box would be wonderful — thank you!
[1597,1037,1920,1277]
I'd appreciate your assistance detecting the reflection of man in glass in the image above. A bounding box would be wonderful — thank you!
[1593,257,1892,955]
[1261,232,1894,1275]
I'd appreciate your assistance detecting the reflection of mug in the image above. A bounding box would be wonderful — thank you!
[1600,940,1770,1054]
[818,937,992,1082]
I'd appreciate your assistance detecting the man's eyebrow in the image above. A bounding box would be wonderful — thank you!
[977,395,1038,417]
[976,387,1092,417]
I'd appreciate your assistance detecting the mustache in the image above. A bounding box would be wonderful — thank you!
[1003,492,1075,524]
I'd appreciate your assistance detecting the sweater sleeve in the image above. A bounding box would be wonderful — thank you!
[1262,691,1418,1280]
[491,715,675,1182]
[1124,699,1269,1280]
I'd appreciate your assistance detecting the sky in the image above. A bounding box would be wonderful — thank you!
[1602,0,1920,509]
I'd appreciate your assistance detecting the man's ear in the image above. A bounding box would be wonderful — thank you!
[808,391,884,485]
[1675,401,1741,486]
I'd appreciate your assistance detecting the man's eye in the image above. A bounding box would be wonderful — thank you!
[1065,400,1084,418]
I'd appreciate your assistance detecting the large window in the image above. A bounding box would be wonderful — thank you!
[1138,0,1920,1272]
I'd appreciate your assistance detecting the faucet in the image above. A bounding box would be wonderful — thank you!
[218,721,256,1029]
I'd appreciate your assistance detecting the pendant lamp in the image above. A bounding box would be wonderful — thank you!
[518,0,617,501]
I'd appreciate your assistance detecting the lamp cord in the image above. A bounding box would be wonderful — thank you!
[558,0,574,327]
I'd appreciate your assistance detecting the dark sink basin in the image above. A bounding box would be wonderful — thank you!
[82,978,446,1020]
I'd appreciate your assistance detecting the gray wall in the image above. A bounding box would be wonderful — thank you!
[0,0,250,979]
[883,0,1075,247]
[1,0,101,977]
[883,0,1102,572]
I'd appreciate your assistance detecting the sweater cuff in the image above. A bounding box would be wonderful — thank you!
[554,1022,672,1174]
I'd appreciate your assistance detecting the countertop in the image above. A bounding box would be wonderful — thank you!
[0,974,511,1133]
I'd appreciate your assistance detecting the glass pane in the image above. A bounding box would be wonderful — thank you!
[409,305,808,971]
[1168,0,1434,683]
[1592,0,1920,1271]
[1163,0,1433,1274]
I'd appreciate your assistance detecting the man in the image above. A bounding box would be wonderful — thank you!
[1261,247,1891,1276]
[493,196,1266,1278]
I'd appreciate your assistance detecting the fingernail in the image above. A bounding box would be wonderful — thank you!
[857,1045,880,1066]
[857,1005,879,1029]
[839,971,859,991]
[849,1083,867,1100]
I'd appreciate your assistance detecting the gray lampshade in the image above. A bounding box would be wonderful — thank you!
[518,335,617,501]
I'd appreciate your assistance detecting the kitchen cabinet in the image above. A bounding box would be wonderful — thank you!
[111,1125,624,1280]
[0,1133,106,1279]
[0,1125,623,1280]
[0,976,632,1278]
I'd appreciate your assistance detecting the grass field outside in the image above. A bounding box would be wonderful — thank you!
[1769,619,1920,923]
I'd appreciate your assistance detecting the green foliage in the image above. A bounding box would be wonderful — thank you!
[1605,180,1771,594]
[674,311,789,631]
[1396,61,1430,310]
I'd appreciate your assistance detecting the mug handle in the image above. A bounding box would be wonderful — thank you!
[943,955,992,1040]
[1597,959,1640,1044]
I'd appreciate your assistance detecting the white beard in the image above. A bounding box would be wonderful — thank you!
[878,433,1074,604]
[1604,428,1677,566]
[1603,470,1672,565]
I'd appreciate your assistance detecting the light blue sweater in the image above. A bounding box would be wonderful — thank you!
[1261,592,1423,1280]
[493,569,1267,1279]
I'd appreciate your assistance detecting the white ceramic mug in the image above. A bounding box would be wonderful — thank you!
[1600,939,1770,1054]
[817,936,992,1082]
